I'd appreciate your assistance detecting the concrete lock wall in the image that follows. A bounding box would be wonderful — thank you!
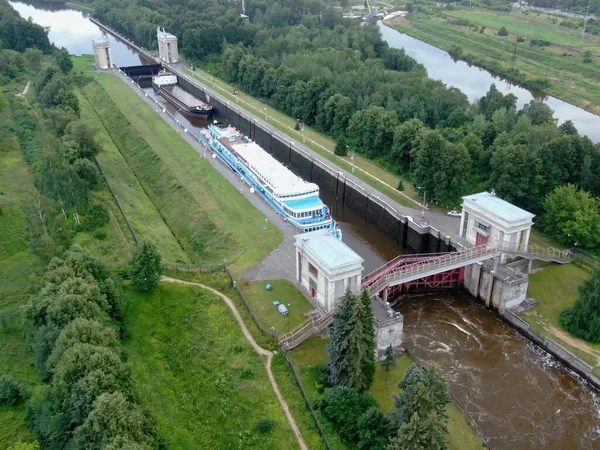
[176,74,453,254]
[375,318,404,353]
[464,262,527,313]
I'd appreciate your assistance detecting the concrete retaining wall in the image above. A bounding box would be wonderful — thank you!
[503,310,600,390]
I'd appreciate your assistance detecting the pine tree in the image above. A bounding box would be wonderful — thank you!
[335,136,348,156]
[392,364,450,449]
[327,290,357,388]
[130,241,161,292]
[561,267,600,343]
[382,345,396,380]
[359,289,376,389]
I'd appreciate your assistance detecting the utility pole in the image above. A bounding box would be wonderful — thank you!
[512,41,517,65]
[582,7,591,46]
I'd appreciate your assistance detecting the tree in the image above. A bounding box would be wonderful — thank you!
[543,184,600,248]
[497,26,509,36]
[24,48,43,72]
[521,99,555,126]
[382,345,396,380]
[392,364,450,449]
[335,136,348,156]
[391,118,423,170]
[319,386,377,442]
[0,375,28,406]
[561,267,600,344]
[357,406,392,450]
[131,241,162,292]
[359,289,376,390]
[53,48,73,73]
[559,120,578,136]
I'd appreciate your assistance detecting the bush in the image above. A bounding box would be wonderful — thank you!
[81,202,109,232]
[0,375,28,406]
[255,419,274,433]
[516,35,525,43]
[314,363,329,392]
[319,386,377,443]
[397,180,405,191]
[497,26,509,36]
[335,136,348,156]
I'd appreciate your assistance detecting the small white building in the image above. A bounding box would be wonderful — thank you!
[157,27,179,64]
[92,36,112,70]
[295,230,364,312]
[460,191,534,250]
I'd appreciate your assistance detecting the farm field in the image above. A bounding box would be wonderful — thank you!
[390,11,600,115]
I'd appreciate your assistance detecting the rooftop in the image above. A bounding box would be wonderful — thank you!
[283,196,323,211]
[462,192,535,223]
[295,230,363,271]
[92,36,109,45]
[231,141,319,197]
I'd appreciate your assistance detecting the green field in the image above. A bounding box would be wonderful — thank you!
[91,74,282,272]
[78,92,190,264]
[449,9,600,51]
[239,280,315,337]
[391,11,600,115]
[525,264,600,367]
[0,92,43,447]
[123,282,300,449]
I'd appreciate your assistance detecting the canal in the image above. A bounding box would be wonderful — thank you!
[11,1,600,447]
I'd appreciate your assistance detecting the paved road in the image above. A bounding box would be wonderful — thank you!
[161,276,308,450]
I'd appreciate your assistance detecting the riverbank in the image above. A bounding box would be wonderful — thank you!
[387,11,600,116]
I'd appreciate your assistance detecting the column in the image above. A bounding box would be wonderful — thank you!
[459,211,466,238]
[522,228,531,250]
[383,287,388,303]
[296,251,301,283]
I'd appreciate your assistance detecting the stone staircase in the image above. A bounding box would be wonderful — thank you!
[279,308,336,351]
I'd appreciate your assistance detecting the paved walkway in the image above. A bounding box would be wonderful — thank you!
[161,276,308,450]
[15,80,30,97]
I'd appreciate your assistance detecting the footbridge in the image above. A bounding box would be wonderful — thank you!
[362,243,573,297]
[278,243,572,351]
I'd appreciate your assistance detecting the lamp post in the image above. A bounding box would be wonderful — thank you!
[296,119,305,143]
[347,145,355,174]
[417,186,427,218]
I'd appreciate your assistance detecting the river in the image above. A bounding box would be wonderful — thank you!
[10,1,600,448]
[379,22,600,143]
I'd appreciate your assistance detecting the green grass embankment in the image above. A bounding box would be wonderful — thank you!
[78,92,189,264]
[122,281,301,449]
[89,74,282,272]
[0,93,43,447]
[390,12,600,115]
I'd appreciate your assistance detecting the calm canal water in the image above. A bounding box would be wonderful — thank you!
[380,22,600,143]
[12,1,600,447]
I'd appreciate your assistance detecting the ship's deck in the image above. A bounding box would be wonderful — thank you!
[164,85,207,108]
[283,196,324,211]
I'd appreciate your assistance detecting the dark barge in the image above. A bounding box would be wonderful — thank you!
[152,71,213,119]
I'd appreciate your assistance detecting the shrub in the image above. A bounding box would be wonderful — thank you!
[397,180,405,191]
[497,26,509,36]
[314,363,329,392]
[255,419,274,433]
[335,136,348,156]
[0,375,28,406]
[516,35,525,43]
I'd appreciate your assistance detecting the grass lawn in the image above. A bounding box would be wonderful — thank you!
[290,337,483,450]
[185,67,420,208]
[391,12,600,115]
[78,90,189,264]
[92,73,282,272]
[239,280,315,337]
[71,54,95,73]
[0,93,43,447]
[122,282,300,449]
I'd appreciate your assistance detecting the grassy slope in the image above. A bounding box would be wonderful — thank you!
[78,91,189,264]
[123,283,299,449]
[93,74,282,272]
[0,94,43,446]
[391,12,600,115]
[525,264,600,366]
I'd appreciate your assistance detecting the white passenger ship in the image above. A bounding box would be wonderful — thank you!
[199,123,342,240]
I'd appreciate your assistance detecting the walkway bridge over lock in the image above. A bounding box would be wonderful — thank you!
[279,243,573,350]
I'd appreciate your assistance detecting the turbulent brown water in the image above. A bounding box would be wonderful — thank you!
[13,1,600,446]
[397,292,600,449]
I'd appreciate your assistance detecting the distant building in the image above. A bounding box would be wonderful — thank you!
[295,230,364,312]
[92,36,112,69]
[157,27,179,64]
[460,191,534,250]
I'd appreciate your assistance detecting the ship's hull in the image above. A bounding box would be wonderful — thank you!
[152,82,213,119]
[199,128,342,240]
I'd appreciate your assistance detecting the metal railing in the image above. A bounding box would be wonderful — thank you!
[279,308,336,350]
